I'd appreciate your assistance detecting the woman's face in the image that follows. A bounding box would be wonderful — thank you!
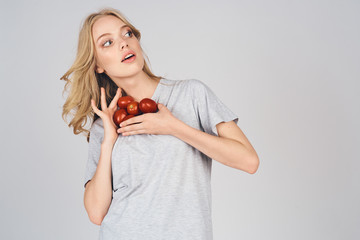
[92,15,144,78]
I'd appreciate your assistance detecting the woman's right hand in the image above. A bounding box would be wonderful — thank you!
[91,87,122,145]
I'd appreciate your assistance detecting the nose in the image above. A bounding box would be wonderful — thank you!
[119,38,128,50]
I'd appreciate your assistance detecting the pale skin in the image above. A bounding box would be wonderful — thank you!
[85,14,259,225]
[91,15,259,173]
[92,87,259,173]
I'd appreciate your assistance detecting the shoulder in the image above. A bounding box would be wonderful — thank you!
[89,117,104,140]
[162,77,207,88]
[169,78,209,92]
[188,78,208,89]
[184,79,214,97]
[159,78,212,101]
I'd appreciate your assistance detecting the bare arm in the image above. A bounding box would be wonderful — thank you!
[84,87,122,225]
[118,104,259,173]
[172,120,259,173]
[84,141,115,225]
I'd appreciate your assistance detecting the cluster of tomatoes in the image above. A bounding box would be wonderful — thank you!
[113,96,158,127]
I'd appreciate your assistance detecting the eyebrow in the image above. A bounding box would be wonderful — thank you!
[96,24,130,43]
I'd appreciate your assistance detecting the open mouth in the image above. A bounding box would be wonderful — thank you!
[122,54,135,62]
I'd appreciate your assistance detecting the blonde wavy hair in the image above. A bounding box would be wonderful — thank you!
[60,7,163,142]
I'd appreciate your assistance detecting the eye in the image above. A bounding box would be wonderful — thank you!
[103,40,112,47]
[125,30,133,38]
[101,30,133,47]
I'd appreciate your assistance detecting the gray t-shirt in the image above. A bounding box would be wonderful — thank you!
[84,78,239,240]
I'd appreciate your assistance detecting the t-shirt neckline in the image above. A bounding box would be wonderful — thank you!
[150,77,163,101]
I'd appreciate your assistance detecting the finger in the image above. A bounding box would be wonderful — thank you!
[109,87,122,109]
[91,99,103,117]
[100,87,107,111]
[122,129,147,136]
[157,103,167,111]
[120,114,145,127]
[117,122,142,134]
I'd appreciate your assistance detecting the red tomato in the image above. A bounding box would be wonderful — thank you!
[127,101,140,115]
[117,96,134,109]
[139,98,158,113]
[121,114,135,123]
[113,109,128,127]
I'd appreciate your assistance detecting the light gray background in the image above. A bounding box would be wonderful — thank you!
[0,0,359,239]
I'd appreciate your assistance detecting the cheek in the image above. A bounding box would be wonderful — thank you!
[99,51,121,66]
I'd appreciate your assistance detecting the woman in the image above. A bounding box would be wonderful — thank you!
[60,7,259,240]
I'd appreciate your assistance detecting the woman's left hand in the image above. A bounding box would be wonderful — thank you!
[117,103,179,136]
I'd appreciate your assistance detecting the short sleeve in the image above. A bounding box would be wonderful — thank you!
[83,118,104,188]
[191,79,239,136]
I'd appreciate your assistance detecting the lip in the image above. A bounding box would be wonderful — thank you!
[121,50,136,62]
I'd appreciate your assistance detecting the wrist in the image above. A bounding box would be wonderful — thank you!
[101,138,117,148]
[170,117,186,137]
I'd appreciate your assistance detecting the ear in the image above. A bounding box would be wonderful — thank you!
[96,66,105,74]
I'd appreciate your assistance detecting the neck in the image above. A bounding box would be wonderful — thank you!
[110,71,160,102]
